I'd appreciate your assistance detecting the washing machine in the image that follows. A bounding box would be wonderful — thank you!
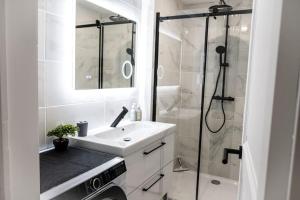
[42,158,127,200]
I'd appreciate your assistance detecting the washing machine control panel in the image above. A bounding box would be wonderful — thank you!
[88,160,126,192]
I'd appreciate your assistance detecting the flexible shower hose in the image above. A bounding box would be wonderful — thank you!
[204,64,226,133]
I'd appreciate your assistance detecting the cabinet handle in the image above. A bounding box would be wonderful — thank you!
[142,174,164,192]
[143,142,166,155]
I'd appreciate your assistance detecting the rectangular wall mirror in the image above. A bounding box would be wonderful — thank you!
[75,0,136,89]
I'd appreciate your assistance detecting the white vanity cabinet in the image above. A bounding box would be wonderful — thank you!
[70,121,176,199]
[126,133,175,200]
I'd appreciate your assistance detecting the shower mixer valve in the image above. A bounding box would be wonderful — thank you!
[212,95,235,101]
[221,63,229,67]
[222,146,243,164]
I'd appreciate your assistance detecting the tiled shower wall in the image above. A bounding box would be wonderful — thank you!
[176,14,251,180]
[38,0,140,151]
[155,0,184,170]
[155,0,252,180]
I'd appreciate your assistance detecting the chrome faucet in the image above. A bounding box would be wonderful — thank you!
[110,107,128,127]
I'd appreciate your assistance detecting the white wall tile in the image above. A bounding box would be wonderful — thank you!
[39,108,47,150]
[38,61,46,107]
[38,0,45,10]
[38,10,45,61]
[46,0,70,16]
[45,60,70,106]
[45,14,67,61]
[46,101,106,133]
[103,88,138,102]
[104,98,137,124]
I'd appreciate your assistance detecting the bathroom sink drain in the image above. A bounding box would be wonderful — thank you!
[123,137,131,142]
[211,180,221,185]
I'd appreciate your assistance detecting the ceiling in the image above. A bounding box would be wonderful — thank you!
[77,0,116,17]
[180,0,215,5]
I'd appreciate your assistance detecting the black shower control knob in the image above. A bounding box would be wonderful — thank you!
[91,178,101,190]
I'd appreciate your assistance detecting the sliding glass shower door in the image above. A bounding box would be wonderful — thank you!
[153,9,252,200]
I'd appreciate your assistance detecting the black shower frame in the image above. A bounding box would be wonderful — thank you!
[76,20,136,89]
[151,9,252,200]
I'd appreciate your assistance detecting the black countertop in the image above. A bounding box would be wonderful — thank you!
[40,147,117,194]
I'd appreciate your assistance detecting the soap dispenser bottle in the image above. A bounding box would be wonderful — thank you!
[136,106,142,121]
[130,103,137,121]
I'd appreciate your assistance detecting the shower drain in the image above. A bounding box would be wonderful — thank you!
[211,180,221,185]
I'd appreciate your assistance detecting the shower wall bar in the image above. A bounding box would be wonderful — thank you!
[195,16,210,200]
[76,20,134,28]
[159,9,252,21]
[151,9,252,200]
[152,12,161,122]
[99,26,104,88]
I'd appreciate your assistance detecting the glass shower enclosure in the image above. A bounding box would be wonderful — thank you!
[152,8,252,200]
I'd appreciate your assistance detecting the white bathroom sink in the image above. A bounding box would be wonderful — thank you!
[93,122,153,140]
[70,121,176,156]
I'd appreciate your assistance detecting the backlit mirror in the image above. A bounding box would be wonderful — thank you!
[75,0,136,89]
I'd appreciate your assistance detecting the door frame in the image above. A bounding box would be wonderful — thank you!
[238,0,300,199]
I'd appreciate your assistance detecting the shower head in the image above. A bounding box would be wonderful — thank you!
[216,46,226,54]
[109,15,128,22]
[126,48,133,56]
[209,0,233,13]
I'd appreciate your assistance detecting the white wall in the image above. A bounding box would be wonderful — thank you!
[0,0,5,198]
[138,0,156,120]
[38,0,143,150]
[1,0,40,199]
[264,0,300,199]
[288,75,300,200]
[242,0,300,199]
[242,0,283,198]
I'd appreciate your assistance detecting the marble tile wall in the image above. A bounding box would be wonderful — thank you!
[38,0,139,151]
[155,0,252,180]
[202,14,251,179]
[156,33,182,159]
[176,17,206,171]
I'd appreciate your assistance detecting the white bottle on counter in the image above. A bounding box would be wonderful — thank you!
[136,106,142,121]
[130,103,137,121]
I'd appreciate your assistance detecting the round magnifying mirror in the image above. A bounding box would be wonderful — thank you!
[121,60,133,79]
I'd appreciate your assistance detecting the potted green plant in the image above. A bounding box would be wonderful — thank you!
[47,124,78,151]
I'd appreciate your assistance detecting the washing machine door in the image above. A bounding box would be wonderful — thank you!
[85,184,127,200]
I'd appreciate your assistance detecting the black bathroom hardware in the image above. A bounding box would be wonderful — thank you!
[221,63,229,67]
[204,15,232,134]
[209,0,233,13]
[76,19,134,28]
[76,20,101,29]
[143,142,166,155]
[142,174,164,191]
[158,9,252,22]
[212,95,235,101]
[222,146,243,164]
[110,107,128,127]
